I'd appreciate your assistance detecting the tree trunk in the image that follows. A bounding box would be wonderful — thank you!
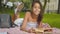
[33,0,40,2]
[0,0,1,8]
[43,0,47,11]
[0,0,2,11]
[58,0,60,14]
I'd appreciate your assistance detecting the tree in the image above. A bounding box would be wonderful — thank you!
[43,0,50,12]
[0,0,2,12]
[0,0,1,8]
[21,0,31,9]
[58,0,60,14]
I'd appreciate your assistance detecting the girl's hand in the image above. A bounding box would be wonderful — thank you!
[28,28,35,33]
[28,29,33,33]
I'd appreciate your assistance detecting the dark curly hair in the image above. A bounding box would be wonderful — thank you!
[31,0,43,25]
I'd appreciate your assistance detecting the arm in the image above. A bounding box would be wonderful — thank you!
[20,12,29,32]
[20,12,35,33]
[21,12,35,33]
[15,3,24,18]
[12,3,24,23]
[12,12,20,23]
[15,2,24,19]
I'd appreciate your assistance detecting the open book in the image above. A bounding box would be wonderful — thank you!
[34,28,52,33]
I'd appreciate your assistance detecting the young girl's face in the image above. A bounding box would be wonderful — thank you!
[32,3,41,16]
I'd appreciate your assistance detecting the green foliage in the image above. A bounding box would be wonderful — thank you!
[43,14,60,28]
[21,0,32,9]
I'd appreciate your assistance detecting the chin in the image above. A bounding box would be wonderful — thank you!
[35,14,39,16]
[34,12,39,15]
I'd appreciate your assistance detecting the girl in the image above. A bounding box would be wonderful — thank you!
[21,1,44,33]
[12,2,24,23]
[12,2,24,27]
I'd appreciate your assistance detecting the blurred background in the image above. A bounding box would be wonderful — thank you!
[0,0,60,28]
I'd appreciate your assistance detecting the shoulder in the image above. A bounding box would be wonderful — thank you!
[24,12,31,19]
[25,12,31,16]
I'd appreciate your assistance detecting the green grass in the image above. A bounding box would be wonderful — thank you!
[0,8,60,28]
[43,14,60,28]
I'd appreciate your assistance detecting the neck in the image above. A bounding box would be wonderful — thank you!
[32,12,38,19]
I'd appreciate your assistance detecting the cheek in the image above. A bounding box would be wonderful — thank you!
[36,9,40,15]
[33,9,41,15]
[38,9,41,12]
[32,8,35,13]
[33,8,36,12]
[33,7,41,12]
[33,8,37,14]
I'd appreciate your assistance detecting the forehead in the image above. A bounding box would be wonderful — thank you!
[33,3,40,7]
